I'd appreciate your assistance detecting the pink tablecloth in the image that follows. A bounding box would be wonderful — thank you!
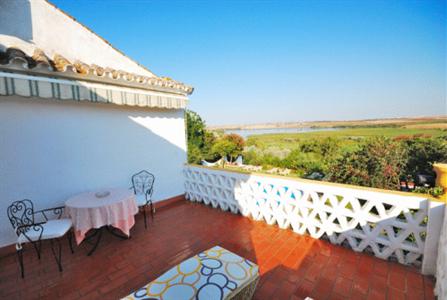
[65,188,138,244]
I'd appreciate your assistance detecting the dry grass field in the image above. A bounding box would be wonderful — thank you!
[210,116,447,131]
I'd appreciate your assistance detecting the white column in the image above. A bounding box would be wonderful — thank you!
[422,199,445,275]
[435,205,447,298]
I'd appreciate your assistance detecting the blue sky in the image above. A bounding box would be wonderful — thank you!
[52,0,446,126]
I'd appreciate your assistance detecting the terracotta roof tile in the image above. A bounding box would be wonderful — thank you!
[31,49,52,68]
[1,48,32,67]
[0,46,193,95]
[73,60,90,75]
[52,54,75,72]
[91,64,105,76]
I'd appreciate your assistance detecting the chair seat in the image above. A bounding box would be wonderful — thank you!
[18,219,72,244]
[135,194,151,207]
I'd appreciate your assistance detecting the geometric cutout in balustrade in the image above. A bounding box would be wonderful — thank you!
[324,198,334,208]
[217,175,225,187]
[419,231,426,242]
[383,202,393,211]
[357,198,368,207]
[405,232,418,246]
[184,167,429,266]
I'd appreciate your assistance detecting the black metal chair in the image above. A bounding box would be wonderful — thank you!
[131,170,155,229]
[7,199,74,278]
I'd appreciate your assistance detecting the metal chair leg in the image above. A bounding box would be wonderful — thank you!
[143,206,148,229]
[50,238,63,272]
[150,200,155,217]
[17,247,24,279]
[31,240,42,260]
[67,231,74,254]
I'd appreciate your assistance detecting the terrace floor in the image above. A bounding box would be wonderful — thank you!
[0,200,436,300]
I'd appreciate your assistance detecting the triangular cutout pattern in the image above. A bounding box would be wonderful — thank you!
[183,166,430,266]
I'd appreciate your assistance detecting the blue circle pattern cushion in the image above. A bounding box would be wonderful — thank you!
[123,246,259,300]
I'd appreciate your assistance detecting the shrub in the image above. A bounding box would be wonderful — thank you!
[187,142,203,164]
[402,137,447,178]
[299,140,319,153]
[242,149,262,165]
[283,150,326,176]
[328,137,407,189]
[413,186,444,197]
[318,137,340,158]
[246,137,266,149]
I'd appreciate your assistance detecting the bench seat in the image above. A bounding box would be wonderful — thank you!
[123,246,260,300]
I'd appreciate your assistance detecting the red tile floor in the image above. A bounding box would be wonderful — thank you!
[0,200,435,300]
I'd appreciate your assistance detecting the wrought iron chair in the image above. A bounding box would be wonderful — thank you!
[7,199,74,278]
[131,170,155,229]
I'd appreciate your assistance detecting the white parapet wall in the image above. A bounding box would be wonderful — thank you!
[436,205,447,299]
[184,165,445,275]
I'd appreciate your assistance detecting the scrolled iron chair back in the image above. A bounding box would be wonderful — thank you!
[132,170,155,195]
[7,199,35,236]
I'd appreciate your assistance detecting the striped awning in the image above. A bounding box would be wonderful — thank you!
[0,71,188,109]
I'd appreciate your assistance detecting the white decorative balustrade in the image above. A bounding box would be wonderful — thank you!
[184,165,445,275]
[436,204,447,298]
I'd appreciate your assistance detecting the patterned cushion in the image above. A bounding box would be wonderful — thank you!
[123,246,259,300]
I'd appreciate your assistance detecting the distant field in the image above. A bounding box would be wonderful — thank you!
[211,116,447,131]
[247,127,447,152]
[404,123,447,129]
[252,127,447,140]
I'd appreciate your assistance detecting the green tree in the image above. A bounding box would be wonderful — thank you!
[202,131,219,161]
[185,110,217,164]
[186,110,206,150]
[208,133,246,166]
[222,134,245,162]
[211,139,237,167]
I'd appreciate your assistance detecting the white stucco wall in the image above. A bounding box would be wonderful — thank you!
[436,205,447,299]
[0,0,155,77]
[0,97,187,247]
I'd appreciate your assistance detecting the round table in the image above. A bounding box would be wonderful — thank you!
[65,188,138,255]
